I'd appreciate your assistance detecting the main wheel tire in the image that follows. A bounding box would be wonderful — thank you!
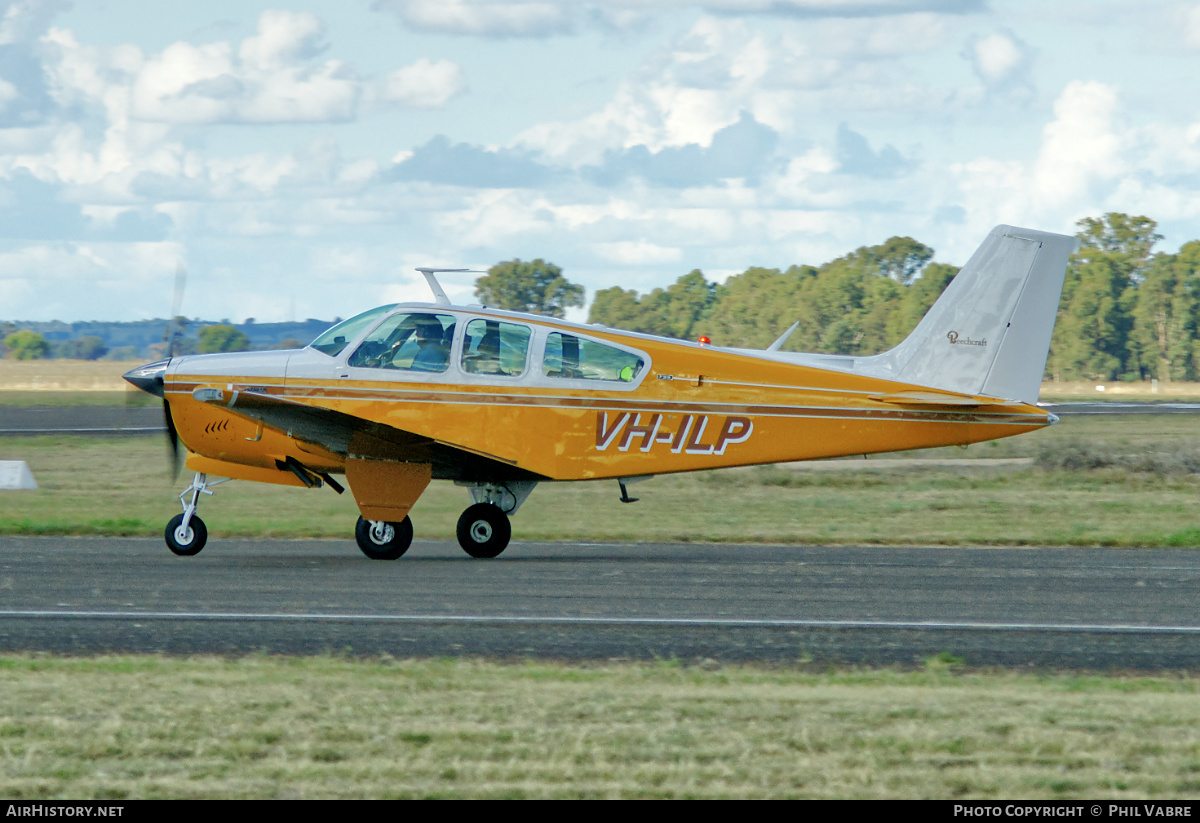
[355,515,413,560]
[456,503,511,559]
[165,513,207,556]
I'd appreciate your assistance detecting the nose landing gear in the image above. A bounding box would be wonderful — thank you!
[163,472,228,556]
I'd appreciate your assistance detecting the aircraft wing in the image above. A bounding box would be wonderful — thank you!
[188,386,543,482]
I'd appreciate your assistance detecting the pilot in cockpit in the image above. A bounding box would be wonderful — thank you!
[410,318,451,372]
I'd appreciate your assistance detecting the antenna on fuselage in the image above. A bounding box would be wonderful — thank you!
[767,320,801,352]
[415,267,486,306]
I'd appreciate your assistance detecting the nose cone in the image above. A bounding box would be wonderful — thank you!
[123,359,170,397]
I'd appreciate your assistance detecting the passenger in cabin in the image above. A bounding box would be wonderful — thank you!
[472,328,502,374]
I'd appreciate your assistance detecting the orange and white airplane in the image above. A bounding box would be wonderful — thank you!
[124,225,1078,559]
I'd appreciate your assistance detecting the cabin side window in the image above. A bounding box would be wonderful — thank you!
[542,332,645,382]
[461,318,531,377]
[347,313,457,373]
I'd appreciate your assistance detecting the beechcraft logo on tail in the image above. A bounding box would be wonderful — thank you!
[947,331,987,346]
[595,412,753,455]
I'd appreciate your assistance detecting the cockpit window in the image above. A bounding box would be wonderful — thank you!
[309,305,397,358]
[461,318,531,377]
[347,313,457,373]
[542,332,645,382]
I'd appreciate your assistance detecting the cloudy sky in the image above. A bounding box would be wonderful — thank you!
[2,0,1199,324]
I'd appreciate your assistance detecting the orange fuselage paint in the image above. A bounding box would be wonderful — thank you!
[166,320,1052,487]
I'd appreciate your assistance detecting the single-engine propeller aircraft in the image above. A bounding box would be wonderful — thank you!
[124,225,1079,559]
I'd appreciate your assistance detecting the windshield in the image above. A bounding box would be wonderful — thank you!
[347,313,457,373]
[308,305,397,357]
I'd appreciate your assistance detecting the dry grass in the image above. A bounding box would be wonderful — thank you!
[1040,381,1200,401]
[0,361,133,393]
[2,655,1199,799]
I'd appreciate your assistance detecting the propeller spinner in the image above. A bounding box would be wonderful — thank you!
[122,358,182,479]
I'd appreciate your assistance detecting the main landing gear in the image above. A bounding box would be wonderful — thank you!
[354,515,413,560]
[354,502,513,560]
[353,481,535,560]
[456,503,511,559]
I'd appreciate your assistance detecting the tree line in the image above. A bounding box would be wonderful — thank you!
[0,318,322,360]
[7,213,1199,382]
[480,214,1200,383]
[0,324,255,360]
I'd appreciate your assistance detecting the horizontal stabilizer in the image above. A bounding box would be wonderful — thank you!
[867,391,1011,407]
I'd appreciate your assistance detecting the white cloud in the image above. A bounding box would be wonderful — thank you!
[238,9,327,68]
[0,78,18,110]
[0,240,183,320]
[514,17,786,164]
[1033,80,1124,210]
[967,31,1027,84]
[0,0,67,46]
[515,11,958,167]
[594,239,683,265]
[129,12,359,124]
[374,0,575,37]
[11,0,1200,328]
[374,0,982,38]
[700,0,976,13]
[1185,4,1200,49]
[964,29,1034,100]
[380,58,468,109]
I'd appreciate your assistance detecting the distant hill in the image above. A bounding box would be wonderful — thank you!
[2,318,337,360]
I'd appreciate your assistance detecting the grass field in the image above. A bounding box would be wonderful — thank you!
[2,655,1199,800]
[3,413,1200,546]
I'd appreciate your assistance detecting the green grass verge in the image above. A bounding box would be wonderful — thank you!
[4,413,1200,545]
[1,655,1198,799]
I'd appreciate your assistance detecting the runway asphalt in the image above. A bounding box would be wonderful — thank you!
[2,536,1199,669]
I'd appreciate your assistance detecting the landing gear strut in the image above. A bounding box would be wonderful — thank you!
[164,472,227,556]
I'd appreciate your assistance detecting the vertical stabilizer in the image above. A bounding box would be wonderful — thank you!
[858,225,1078,404]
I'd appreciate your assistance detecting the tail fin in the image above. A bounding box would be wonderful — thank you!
[859,225,1079,404]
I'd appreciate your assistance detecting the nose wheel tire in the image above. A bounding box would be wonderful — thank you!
[165,513,207,556]
[355,515,413,560]
[456,503,511,558]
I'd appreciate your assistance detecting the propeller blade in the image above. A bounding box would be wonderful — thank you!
[166,261,187,359]
[164,398,182,480]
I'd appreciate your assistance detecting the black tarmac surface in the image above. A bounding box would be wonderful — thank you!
[2,536,1199,669]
